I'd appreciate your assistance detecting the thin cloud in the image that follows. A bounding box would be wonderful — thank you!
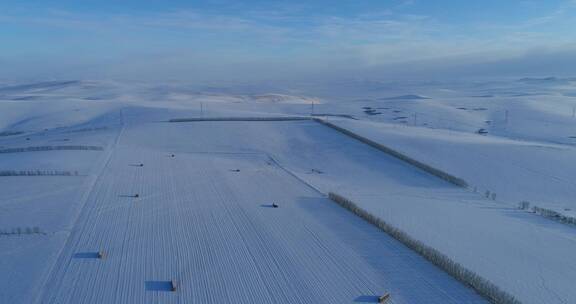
[1,1,575,81]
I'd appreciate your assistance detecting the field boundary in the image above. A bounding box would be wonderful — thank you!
[0,170,79,176]
[169,116,312,122]
[32,110,126,304]
[532,206,576,227]
[314,120,468,187]
[266,155,325,195]
[0,145,103,154]
[170,116,468,188]
[328,192,521,304]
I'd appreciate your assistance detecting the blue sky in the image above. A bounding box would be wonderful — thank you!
[1,0,575,80]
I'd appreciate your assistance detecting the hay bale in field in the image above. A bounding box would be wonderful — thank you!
[378,293,391,303]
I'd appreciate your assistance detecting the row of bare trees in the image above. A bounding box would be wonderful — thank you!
[0,145,103,154]
[0,227,42,236]
[328,192,521,304]
[0,170,79,176]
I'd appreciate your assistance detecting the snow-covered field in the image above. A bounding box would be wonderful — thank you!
[328,119,576,212]
[1,78,575,303]
[38,120,489,304]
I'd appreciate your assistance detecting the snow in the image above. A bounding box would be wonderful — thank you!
[327,119,576,211]
[337,189,576,304]
[156,119,575,304]
[252,93,320,104]
[1,77,575,303]
[0,176,98,304]
[37,119,485,304]
[380,95,431,100]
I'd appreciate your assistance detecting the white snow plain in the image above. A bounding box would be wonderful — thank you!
[1,78,575,303]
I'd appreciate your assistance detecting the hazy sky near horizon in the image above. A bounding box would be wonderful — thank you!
[1,0,576,81]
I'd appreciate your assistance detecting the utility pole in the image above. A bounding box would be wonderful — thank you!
[311,100,315,116]
[503,110,509,131]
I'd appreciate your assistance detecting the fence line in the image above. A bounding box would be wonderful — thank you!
[0,170,79,176]
[0,227,43,236]
[315,120,468,187]
[532,206,576,226]
[168,116,467,187]
[0,131,24,137]
[0,145,103,154]
[169,117,312,122]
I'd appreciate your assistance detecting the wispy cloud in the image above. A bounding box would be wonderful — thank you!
[1,1,576,81]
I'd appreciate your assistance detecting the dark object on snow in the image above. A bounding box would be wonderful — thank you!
[26,138,30,140]
[364,108,382,116]
[134,194,140,198]
[73,251,104,259]
[171,154,175,157]
[230,169,241,172]
[378,293,391,303]
[272,203,279,208]
[477,128,488,135]
[139,163,144,167]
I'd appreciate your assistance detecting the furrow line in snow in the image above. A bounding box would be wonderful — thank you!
[34,109,126,304]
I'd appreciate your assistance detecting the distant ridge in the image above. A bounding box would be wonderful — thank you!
[252,93,320,104]
[518,76,576,83]
[0,80,81,93]
[380,94,431,100]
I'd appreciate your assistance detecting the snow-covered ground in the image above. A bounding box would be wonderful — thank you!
[1,78,575,303]
[304,77,576,216]
[38,120,487,304]
[1,111,487,303]
[327,119,576,212]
